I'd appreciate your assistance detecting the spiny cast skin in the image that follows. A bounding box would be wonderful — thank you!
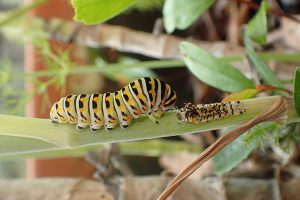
[176,101,245,123]
[50,77,177,131]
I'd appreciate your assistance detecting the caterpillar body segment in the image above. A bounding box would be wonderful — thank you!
[89,93,105,131]
[128,79,150,114]
[50,77,177,131]
[64,95,78,124]
[75,94,91,129]
[113,91,133,129]
[120,84,142,119]
[50,98,67,124]
[102,92,119,131]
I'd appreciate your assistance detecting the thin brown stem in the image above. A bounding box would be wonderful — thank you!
[256,84,293,95]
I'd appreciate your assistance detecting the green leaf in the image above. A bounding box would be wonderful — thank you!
[0,137,201,160]
[163,0,215,33]
[212,122,275,175]
[222,89,258,102]
[0,96,285,156]
[244,33,283,88]
[294,67,300,116]
[180,42,255,92]
[71,0,137,25]
[246,0,267,44]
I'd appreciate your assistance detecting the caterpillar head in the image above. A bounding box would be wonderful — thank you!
[50,98,67,123]
[163,89,177,111]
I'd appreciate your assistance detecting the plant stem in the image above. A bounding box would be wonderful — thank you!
[24,51,300,78]
[0,0,48,27]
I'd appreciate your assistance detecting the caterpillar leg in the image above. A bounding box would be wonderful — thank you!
[104,125,115,131]
[90,124,102,132]
[76,124,86,130]
[76,121,89,130]
[120,124,129,129]
[148,114,159,124]
[148,108,164,124]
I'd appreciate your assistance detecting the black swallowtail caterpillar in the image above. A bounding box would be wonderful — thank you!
[50,77,177,131]
[176,101,245,123]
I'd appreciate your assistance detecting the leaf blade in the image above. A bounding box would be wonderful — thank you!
[163,0,215,33]
[180,42,255,92]
[222,89,258,102]
[71,0,137,24]
[294,67,300,116]
[246,0,267,44]
[244,33,283,88]
[0,97,282,156]
[0,137,201,160]
[212,123,274,175]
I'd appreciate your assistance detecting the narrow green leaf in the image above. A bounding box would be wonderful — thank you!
[71,0,137,25]
[246,0,267,44]
[212,122,274,175]
[180,42,255,92]
[0,0,47,28]
[0,137,201,160]
[0,96,289,157]
[163,0,215,33]
[244,33,283,88]
[0,136,57,156]
[294,67,300,116]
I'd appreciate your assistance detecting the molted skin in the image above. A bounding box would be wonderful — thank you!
[50,77,177,131]
[176,101,245,123]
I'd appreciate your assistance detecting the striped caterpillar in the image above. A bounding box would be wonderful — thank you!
[176,101,245,123]
[50,77,176,131]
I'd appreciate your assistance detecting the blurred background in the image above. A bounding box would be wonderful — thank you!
[0,0,300,199]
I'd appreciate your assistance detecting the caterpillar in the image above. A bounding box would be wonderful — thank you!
[50,77,176,131]
[176,101,245,123]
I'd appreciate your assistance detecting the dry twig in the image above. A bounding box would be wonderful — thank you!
[45,19,244,59]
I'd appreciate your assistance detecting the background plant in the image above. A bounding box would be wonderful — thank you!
[0,0,299,192]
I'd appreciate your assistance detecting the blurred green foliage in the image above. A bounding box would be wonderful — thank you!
[0,0,299,179]
[294,68,300,116]
[163,0,215,33]
[71,0,137,24]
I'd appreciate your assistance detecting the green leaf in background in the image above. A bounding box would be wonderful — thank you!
[134,0,164,11]
[246,0,267,44]
[222,89,258,102]
[294,67,300,116]
[163,0,215,33]
[0,0,47,28]
[244,33,283,88]
[212,122,275,175]
[71,0,137,25]
[180,42,255,92]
